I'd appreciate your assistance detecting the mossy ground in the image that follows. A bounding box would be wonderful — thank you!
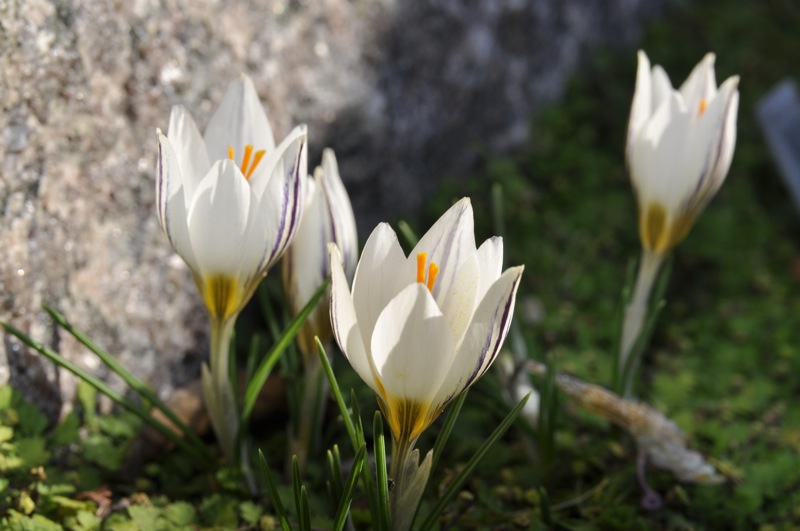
[2,0,800,529]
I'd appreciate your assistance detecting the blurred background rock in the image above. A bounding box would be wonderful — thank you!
[0,0,677,419]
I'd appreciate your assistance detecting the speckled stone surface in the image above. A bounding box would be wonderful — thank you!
[0,0,675,419]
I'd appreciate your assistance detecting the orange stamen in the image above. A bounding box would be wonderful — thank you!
[227,146,235,160]
[698,98,707,115]
[240,145,254,176]
[246,150,266,180]
[426,262,439,291]
[416,253,427,284]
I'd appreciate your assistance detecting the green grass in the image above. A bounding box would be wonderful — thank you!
[3,0,800,529]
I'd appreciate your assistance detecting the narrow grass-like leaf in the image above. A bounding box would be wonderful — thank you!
[621,255,672,396]
[397,220,419,248]
[318,339,358,451]
[333,443,366,531]
[418,393,531,531]
[2,322,209,463]
[241,278,330,425]
[258,449,292,531]
[373,412,391,531]
[292,455,310,531]
[300,485,311,531]
[537,356,558,466]
[245,334,263,384]
[431,390,468,475]
[326,445,344,506]
[43,305,211,457]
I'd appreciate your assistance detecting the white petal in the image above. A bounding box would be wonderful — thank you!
[705,76,740,191]
[370,283,455,403]
[167,105,210,202]
[254,125,308,269]
[186,159,259,277]
[320,148,359,280]
[651,65,673,110]
[679,53,717,112]
[156,132,198,272]
[438,251,480,349]
[630,93,692,212]
[409,197,476,303]
[627,50,653,158]
[430,265,523,411]
[329,243,376,391]
[284,176,328,313]
[351,223,408,350]
[203,74,275,163]
[476,237,503,300]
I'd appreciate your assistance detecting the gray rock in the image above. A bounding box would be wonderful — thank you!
[0,0,676,419]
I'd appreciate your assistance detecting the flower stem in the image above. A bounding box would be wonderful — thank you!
[289,349,329,472]
[389,434,431,531]
[203,314,256,492]
[618,249,664,396]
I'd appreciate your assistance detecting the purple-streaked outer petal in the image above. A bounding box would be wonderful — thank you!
[329,243,377,391]
[430,265,524,412]
[156,131,198,272]
[255,125,308,270]
[320,148,359,281]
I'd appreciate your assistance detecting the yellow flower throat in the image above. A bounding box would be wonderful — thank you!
[227,144,266,180]
[416,252,439,291]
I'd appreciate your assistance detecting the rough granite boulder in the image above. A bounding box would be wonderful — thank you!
[0,0,675,420]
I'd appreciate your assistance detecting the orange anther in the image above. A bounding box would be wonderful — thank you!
[246,150,266,180]
[417,253,427,284]
[426,262,439,291]
[698,98,707,115]
[227,146,235,160]
[240,145,254,176]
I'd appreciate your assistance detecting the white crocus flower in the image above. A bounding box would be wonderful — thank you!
[157,75,307,321]
[281,148,358,468]
[329,198,523,529]
[627,50,739,254]
[619,52,740,396]
[283,148,358,358]
[155,74,307,467]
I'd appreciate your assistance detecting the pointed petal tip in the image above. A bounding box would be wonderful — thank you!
[328,241,342,259]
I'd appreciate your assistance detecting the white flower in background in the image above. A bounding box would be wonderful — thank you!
[156,74,308,322]
[282,148,358,358]
[619,52,740,395]
[155,73,307,467]
[329,198,524,444]
[627,50,739,254]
